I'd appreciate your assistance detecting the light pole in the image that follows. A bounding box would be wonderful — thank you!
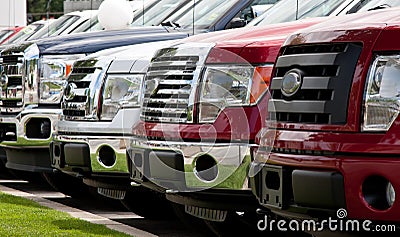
[46,0,52,19]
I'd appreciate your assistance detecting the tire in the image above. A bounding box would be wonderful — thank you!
[121,188,176,220]
[41,172,89,197]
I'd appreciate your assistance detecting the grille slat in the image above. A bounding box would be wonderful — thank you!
[63,109,85,117]
[276,52,339,67]
[1,100,21,108]
[142,107,187,114]
[7,77,22,86]
[271,76,336,90]
[147,71,194,78]
[143,98,189,104]
[2,55,21,64]
[269,43,362,125]
[67,96,87,103]
[158,80,192,85]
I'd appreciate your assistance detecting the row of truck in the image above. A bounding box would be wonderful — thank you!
[1,0,400,235]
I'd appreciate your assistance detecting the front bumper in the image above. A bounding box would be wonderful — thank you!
[0,108,59,172]
[51,134,130,190]
[251,152,400,223]
[127,138,253,193]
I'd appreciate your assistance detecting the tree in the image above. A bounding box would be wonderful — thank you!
[27,0,64,23]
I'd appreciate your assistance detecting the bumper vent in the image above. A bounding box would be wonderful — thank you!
[185,205,227,222]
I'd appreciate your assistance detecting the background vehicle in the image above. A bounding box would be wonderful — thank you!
[0,27,23,45]
[26,10,98,40]
[160,0,277,33]
[251,7,400,226]
[0,10,98,47]
[249,0,399,26]
[0,19,55,45]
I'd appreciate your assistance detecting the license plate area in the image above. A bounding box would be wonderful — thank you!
[128,148,145,182]
[50,141,65,169]
[260,164,290,209]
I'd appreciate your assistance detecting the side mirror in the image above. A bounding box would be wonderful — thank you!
[226,18,246,29]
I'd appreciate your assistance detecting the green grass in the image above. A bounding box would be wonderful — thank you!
[0,192,131,237]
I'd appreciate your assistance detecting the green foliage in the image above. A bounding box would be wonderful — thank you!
[0,192,131,236]
[27,0,64,22]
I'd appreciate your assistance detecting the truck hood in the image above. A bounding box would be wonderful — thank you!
[283,8,400,46]
[176,18,324,64]
[179,18,324,48]
[81,39,180,74]
[42,32,187,55]
[1,26,186,55]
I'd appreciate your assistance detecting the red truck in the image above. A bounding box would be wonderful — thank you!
[127,18,322,224]
[251,7,400,225]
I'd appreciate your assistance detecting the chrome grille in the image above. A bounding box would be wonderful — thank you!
[0,52,24,114]
[62,59,98,120]
[141,52,199,123]
[269,43,362,125]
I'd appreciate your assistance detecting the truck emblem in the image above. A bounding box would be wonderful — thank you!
[145,78,160,96]
[281,69,303,97]
[64,83,77,100]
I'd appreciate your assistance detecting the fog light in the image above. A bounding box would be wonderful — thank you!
[362,176,393,210]
[26,118,51,139]
[98,145,116,167]
[194,155,218,182]
[386,182,396,207]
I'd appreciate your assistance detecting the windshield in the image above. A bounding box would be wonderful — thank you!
[131,0,189,26]
[70,16,101,33]
[249,0,348,26]
[347,0,400,13]
[31,15,81,39]
[0,30,14,44]
[166,0,238,29]
[2,24,43,45]
[129,0,162,25]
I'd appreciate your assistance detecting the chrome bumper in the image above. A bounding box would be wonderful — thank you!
[0,108,60,148]
[0,108,60,172]
[51,134,128,175]
[127,138,254,192]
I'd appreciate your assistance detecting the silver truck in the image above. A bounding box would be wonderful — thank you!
[51,40,178,216]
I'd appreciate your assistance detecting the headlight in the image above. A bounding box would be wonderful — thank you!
[39,54,84,104]
[100,74,144,120]
[363,55,400,131]
[198,65,273,123]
